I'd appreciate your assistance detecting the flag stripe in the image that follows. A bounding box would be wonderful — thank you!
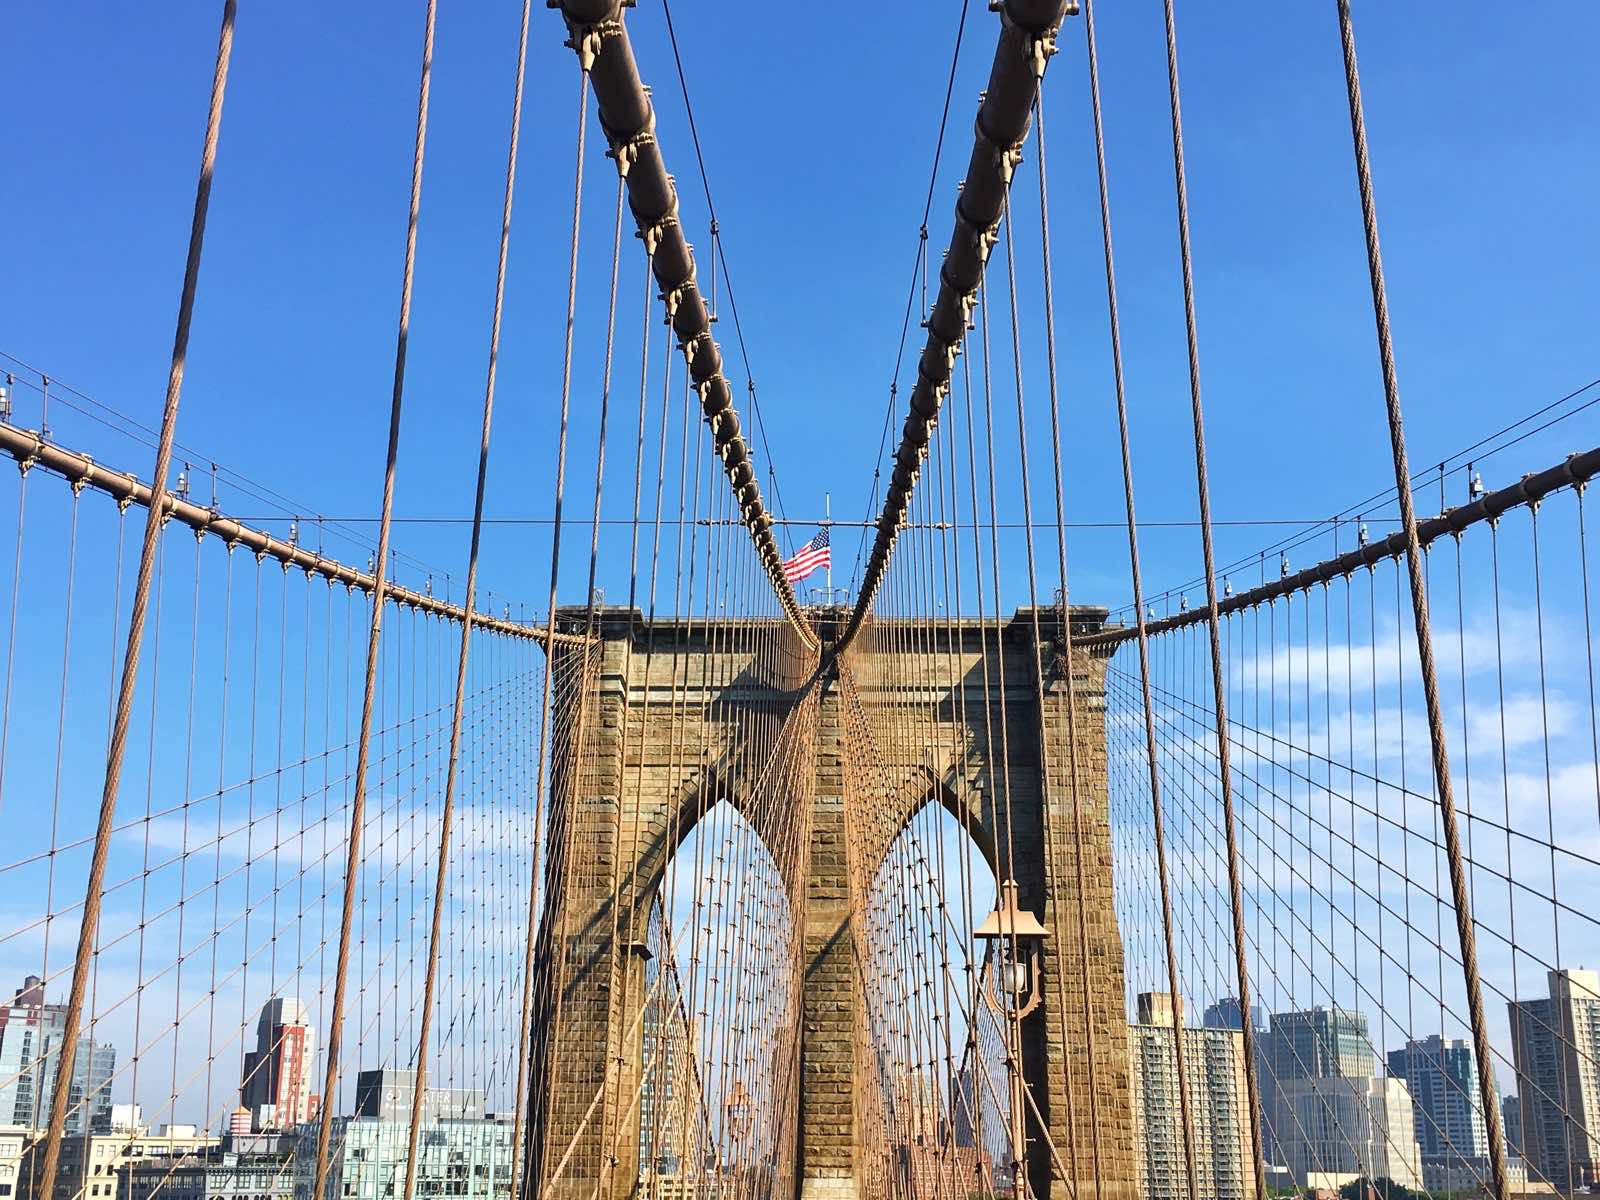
[782,528,832,586]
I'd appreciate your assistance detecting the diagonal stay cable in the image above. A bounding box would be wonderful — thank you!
[311,3,436,1197]
[838,0,1075,650]
[1332,3,1509,1195]
[399,3,531,1198]
[657,0,791,540]
[34,8,236,1200]
[549,0,812,643]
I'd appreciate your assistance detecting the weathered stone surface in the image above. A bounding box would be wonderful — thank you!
[530,606,1136,1200]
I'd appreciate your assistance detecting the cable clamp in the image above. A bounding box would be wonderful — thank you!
[975,221,1001,262]
[606,117,655,179]
[661,282,688,321]
[637,213,677,257]
[995,143,1024,185]
[1027,30,1060,79]
[682,329,714,365]
[564,20,619,72]
[16,434,42,477]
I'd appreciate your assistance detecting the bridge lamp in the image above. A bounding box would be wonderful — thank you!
[975,880,1048,1019]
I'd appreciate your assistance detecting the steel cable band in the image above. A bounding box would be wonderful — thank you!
[839,0,1075,650]
[0,423,567,644]
[551,0,812,646]
[1079,443,1600,648]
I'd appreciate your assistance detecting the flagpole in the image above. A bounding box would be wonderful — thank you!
[824,492,833,600]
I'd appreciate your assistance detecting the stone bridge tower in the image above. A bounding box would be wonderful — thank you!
[528,605,1138,1200]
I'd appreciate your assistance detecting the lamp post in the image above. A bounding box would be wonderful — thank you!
[974,880,1048,1018]
[975,880,1048,1199]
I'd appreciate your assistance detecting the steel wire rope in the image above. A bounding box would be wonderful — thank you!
[34,6,237,1196]
[915,430,971,1200]
[590,181,647,1200]
[310,0,437,1189]
[950,285,1037,1194]
[1079,0,1201,1189]
[1149,0,1270,1188]
[0,463,27,820]
[1027,84,1105,1200]
[1106,377,1600,622]
[995,141,1099,1195]
[1331,7,1510,1193]
[398,4,530,1194]
[933,327,995,1200]
[1115,648,1501,1197]
[1102,659,1428,1193]
[847,0,974,593]
[37,485,80,1103]
[657,0,792,541]
[510,44,595,1200]
[0,358,455,585]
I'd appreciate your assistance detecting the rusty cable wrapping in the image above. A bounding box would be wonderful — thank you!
[32,7,236,1200]
[552,0,813,646]
[838,0,1076,652]
[1080,444,1600,648]
[0,422,570,644]
[1333,3,1509,1196]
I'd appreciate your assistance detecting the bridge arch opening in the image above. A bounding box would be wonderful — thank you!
[642,797,802,1193]
[858,789,1015,1196]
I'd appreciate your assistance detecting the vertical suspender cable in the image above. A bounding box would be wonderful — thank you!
[34,8,236,1200]
[1156,3,1267,1196]
[1080,3,1201,1197]
[518,51,592,1200]
[401,5,531,1199]
[1030,90,1105,1200]
[311,3,437,1197]
[1332,5,1508,1196]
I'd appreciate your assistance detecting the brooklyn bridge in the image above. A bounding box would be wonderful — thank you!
[1,4,1597,1200]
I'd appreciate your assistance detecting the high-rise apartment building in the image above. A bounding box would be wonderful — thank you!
[1507,967,1600,1190]
[0,975,115,1134]
[1258,1006,1422,1189]
[240,999,315,1133]
[1386,1035,1492,1191]
[1203,998,1265,1034]
[639,986,700,1177]
[1503,1093,1525,1159]
[1128,993,1257,1200]
[1270,1075,1424,1189]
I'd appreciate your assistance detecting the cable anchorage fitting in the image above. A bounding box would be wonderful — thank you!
[1027,29,1060,78]
[563,19,619,72]
[637,213,677,257]
[606,117,656,179]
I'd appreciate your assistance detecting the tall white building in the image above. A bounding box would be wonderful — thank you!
[1508,967,1600,1190]
[1258,1005,1423,1190]
[1272,1075,1423,1190]
[0,975,115,1134]
[1128,993,1257,1200]
[1386,1035,1492,1191]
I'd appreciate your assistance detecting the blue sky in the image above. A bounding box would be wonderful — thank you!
[1,0,1598,1142]
[4,1,1598,616]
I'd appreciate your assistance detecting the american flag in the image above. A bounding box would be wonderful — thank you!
[782,527,831,584]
